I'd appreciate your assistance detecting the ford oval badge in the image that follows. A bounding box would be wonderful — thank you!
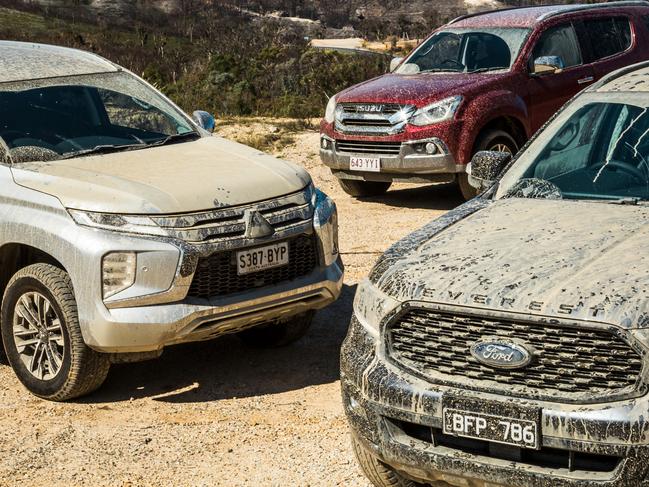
[470,340,532,370]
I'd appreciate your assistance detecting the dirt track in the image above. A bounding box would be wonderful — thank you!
[0,121,462,486]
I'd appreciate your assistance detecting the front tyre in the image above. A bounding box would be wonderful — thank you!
[237,311,315,348]
[0,264,110,401]
[352,436,426,487]
[338,179,392,197]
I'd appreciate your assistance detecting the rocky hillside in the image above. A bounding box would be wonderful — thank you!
[17,0,506,32]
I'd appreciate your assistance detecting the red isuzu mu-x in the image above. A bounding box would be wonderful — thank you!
[320,1,649,199]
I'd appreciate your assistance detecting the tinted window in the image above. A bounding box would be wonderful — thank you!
[583,17,632,61]
[0,72,195,162]
[532,24,582,68]
[499,102,649,201]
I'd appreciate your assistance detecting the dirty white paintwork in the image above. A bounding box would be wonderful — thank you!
[376,198,649,329]
[12,137,311,214]
[0,41,118,84]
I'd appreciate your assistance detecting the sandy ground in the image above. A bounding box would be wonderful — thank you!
[0,121,463,486]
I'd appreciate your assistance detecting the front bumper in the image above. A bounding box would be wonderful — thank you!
[319,135,462,184]
[69,188,342,353]
[84,257,343,353]
[341,315,649,486]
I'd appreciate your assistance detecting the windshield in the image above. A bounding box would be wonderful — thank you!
[0,71,196,163]
[497,98,649,202]
[395,27,530,75]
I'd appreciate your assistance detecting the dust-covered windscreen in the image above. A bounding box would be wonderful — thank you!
[0,71,197,163]
[498,100,649,201]
[395,28,530,74]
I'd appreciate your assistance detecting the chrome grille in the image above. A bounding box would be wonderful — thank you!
[387,309,645,402]
[336,103,415,136]
[336,140,402,155]
[187,235,318,299]
[149,189,313,246]
[341,104,403,115]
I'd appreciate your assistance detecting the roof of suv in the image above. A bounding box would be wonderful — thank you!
[451,1,649,28]
[0,41,118,84]
[595,63,649,92]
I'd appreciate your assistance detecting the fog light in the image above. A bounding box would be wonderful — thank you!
[425,142,438,154]
[102,252,136,299]
[321,138,329,149]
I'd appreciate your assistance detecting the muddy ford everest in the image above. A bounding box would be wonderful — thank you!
[320,1,649,200]
[0,42,342,401]
[341,61,649,486]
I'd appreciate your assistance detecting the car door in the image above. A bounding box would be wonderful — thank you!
[526,22,595,132]
[578,16,641,80]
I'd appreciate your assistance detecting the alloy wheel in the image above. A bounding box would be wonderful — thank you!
[489,143,513,154]
[12,291,64,381]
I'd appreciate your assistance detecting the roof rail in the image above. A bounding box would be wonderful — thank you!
[448,1,649,26]
[448,6,528,25]
[537,1,649,21]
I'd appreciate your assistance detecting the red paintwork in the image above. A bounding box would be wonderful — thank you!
[321,4,649,166]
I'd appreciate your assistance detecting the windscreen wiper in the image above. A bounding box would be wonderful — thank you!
[419,68,461,73]
[149,131,201,147]
[59,143,148,160]
[608,197,644,205]
[470,67,507,74]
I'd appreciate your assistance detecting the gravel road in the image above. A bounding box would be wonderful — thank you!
[0,121,463,487]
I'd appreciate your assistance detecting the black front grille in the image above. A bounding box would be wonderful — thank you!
[336,140,402,155]
[387,309,644,402]
[340,119,393,127]
[188,236,318,299]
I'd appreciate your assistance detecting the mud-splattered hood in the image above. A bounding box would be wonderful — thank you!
[10,137,311,214]
[376,198,649,329]
[337,72,504,107]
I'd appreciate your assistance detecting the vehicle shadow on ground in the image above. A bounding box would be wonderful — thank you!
[82,283,357,404]
[364,183,463,210]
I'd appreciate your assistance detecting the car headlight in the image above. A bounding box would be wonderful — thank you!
[313,188,339,267]
[354,278,400,337]
[410,96,462,126]
[324,95,337,124]
[68,209,167,236]
[102,252,136,299]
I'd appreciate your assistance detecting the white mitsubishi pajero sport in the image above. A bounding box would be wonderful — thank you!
[0,42,342,401]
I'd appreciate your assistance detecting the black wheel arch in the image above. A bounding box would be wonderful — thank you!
[0,243,66,359]
[473,115,528,153]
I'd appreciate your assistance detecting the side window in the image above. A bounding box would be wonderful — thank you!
[532,24,582,69]
[583,17,632,61]
[98,89,176,135]
[531,103,606,180]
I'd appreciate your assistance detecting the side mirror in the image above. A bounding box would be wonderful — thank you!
[532,55,565,75]
[192,110,216,133]
[390,57,404,72]
[467,151,512,191]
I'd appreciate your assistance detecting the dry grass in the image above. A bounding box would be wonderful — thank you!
[216,117,319,152]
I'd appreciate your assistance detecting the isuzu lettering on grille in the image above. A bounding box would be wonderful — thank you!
[355,105,384,113]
